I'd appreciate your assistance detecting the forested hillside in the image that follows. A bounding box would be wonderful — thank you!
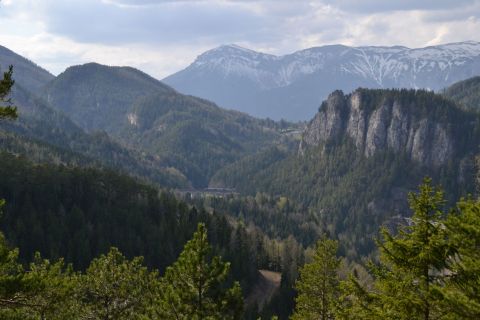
[0,45,54,94]
[0,152,268,289]
[42,63,291,187]
[0,54,192,188]
[443,76,480,111]
[1,44,480,319]
[212,88,480,259]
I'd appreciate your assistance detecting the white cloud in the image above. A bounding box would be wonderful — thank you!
[0,0,479,78]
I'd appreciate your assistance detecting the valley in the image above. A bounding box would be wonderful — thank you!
[0,39,479,319]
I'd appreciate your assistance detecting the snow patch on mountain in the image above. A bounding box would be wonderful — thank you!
[189,41,480,89]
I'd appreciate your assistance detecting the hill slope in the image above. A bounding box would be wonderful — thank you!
[164,41,480,121]
[212,88,480,258]
[43,63,286,187]
[0,45,54,93]
[43,63,173,133]
[0,49,188,188]
[1,85,188,187]
[443,76,480,110]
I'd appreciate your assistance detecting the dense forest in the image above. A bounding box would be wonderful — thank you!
[0,153,305,319]
[1,49,480,320]
[212,88,480,260]
[443,76,480,111]
[1,171,479,319]
[42,63,295,187]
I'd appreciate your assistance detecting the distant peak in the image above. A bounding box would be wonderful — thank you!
[447,40,480,45]
[221,44,250,51]
[207,44,267,56]
[192,44,278,67]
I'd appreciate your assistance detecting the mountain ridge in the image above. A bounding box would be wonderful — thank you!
[211,86,479,258]
[0,45,54,94]
[42,61,288,187]
[298,88,477,168]
[164,41,480,120]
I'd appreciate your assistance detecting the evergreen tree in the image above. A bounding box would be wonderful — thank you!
[19,253,78,320]
[154,223,243,320]
[0,65,17,119]
[337,178,452,319]
[291,237,340,320]
[440,199,480,318]
[0,200,26,313]
[0,67,18,310]
[77,247,156,320]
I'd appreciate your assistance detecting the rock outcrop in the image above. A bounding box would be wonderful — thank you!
[299,89,459,167]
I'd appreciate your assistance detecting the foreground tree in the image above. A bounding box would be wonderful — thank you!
[337,179,453,319]
[154,223,243,319]
[0,200,26,313]
[1,203,79,320]
[20,254,77,320]
[77,247,156,320]
[291,237,340,320]
[0,65,17,119]
[440,199,480,318]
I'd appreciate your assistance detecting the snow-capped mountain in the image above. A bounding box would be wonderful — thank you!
[164,41,480,121]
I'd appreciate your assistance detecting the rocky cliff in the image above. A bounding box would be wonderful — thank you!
[299,89,478,167]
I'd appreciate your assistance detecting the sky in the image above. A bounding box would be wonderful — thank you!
[1,0,479,79]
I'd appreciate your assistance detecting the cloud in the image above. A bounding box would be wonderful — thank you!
[322,0,479,13]
[421,1,480,23]
[36,0,270,46]
[0,0,479,79]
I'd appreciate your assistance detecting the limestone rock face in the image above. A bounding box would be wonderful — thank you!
[346,91,367,150]
[300,91,347,152]
[300,89,455,167]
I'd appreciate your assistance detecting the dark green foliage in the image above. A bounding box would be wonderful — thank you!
[0,84,188,189]
[336,180,480,320]
[213,89,479,260]
[0,153,251,279]
[441,199,480,318]
[77,247,157,320]
[13,254,77,319]
[0,212,247,320]
[187,191,319,246]
[292,237,340,320]
[0,153,284,310]
[369,179,450,319]
[0,200,75,319]
[0,65,17,120]
[42,63,289,187]
[154,223,243,319]
[0,45,54,94]
[443,76,480,111]
[0,206,25,310]
[42,63,172,133]
[0,152,188,270]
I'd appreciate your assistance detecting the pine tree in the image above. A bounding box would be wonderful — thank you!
[20,253,78,320]
[337,178,452,319]
[291,236,340,320]
[0,65,17,120]
[0,200,26,312]
[0,67,17,296]
[154,223,243,319]
[440,199,480,318]
[77,247,156,320]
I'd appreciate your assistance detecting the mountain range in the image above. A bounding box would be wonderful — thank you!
[2,43,480,256]
[0,45,292,189]
[164,41,480,121]
[1,42,480,318]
